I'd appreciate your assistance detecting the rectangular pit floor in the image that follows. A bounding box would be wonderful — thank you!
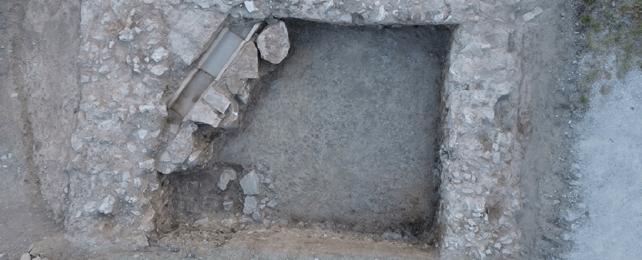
[163,20,453,242]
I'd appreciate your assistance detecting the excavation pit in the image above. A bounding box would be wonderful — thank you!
[158,20,453,245]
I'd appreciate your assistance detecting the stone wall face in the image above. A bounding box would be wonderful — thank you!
[38,0,544,258]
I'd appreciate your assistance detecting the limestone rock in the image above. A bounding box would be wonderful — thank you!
[184,99,222,127]
[118,27,134,42]
[151,47,169,62]
[193,217,209,227]
[201,86,231,114]
[257,21,290,64]
[223,200,234,211]
[166,122,198,165]
[187,150,201,167]
[219,74,246,96]
[523,7,543,22]
[98,195,115,214]
[70,134,83,152]
[226,42,259,79]
[267,199,278,208]
[167,9,226,65]
[138,159,155,170]
[243,196,258,214]
[20,253,31,260]
[217,168,237,191]
[244,1,257,13]
[252,212,262,222]
[149,64,168,76]
[240,170,260,195]
[220,99,239,128]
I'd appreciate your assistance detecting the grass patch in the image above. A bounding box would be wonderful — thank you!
[580,15,602,30]
[578,93,590,107]
[581,0,642,78]
[583,69,600,85]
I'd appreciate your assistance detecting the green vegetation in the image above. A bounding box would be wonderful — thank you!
[577,0,642,107]
[578,69,600,107]
[581,0,642,77]
[580,15,602,30]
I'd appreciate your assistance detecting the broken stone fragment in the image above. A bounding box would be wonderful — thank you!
[118,27,135,42]
[138,159,155,170]
[217,168,237,191]
[523,7,543,22]
[201,86,232,114]
[184,99,222,127]
[220,218,236,227]
[166,122,198,165]
[243,195,258,214]
[193,217,209,227]
[257,21,290,64]
[151,47,169,62]
[267,199,278,208]
[70,134,83,152]
[219,73,247,96]
[220,99,239,128]
[226,42,260,79]
[98,195,115,214]
[244,1,257,13]
[252,212,262,222]
[240,170,260,195]
[187,150,201,167]
[149,64,168,76]
[98,65,110,75]
[223,200,234,211]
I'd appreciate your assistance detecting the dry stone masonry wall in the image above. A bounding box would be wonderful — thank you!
[56,0,547,258]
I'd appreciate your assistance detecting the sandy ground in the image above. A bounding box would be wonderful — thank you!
[564,67,642,259]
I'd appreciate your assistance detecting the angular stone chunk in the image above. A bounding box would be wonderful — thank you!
[219,74,246,96]
[167,122,198,164]
[217,168,237,191]
[201,86,231,114]
[239,170,260,195]
[151,47,169,62]
[98,195,115,214]
[257,21,290,64]
[223,200,234,211]
[243,195,258,214]
[184,99,222,127]
[226,42,259,79]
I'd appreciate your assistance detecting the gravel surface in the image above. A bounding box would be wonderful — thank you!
[565,67,642,260]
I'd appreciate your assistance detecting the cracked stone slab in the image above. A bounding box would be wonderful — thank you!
[226,41,259,79]
[184,99,222,127]
[201,85,232,114]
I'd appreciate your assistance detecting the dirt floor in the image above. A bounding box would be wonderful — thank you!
[215,21,450,236]
[2,0,640,259]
